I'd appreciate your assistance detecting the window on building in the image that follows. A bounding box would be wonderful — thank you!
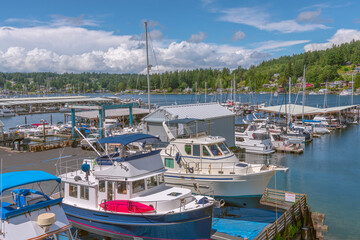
[158,173,165,184]
[99,180,105,192]
[193,144,200,156]
[203,146,211,156]
[132,179,145,193]
[117,181,127,194]
[80,186,89,200]
[165,158,174,168]
[185,145,191,155]
[69,184,78,198]
[147,176,158,189]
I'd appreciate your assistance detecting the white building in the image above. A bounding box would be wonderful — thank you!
[142,103,236,146]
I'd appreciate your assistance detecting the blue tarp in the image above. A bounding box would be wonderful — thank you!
[98,133,159,145]
[0,170,60,193]
[302,119,321,123]
[212,207,281,240]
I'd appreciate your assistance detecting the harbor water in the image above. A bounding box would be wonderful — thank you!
[1,93,360,239]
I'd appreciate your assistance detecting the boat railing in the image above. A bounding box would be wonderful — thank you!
[183,161,254,175]
[56,157,92,179]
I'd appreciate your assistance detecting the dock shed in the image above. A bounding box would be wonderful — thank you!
[142,103,236,146]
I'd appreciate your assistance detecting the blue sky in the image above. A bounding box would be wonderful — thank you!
[0,0,360,73]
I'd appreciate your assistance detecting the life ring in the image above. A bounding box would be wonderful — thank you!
[188,167,194,173]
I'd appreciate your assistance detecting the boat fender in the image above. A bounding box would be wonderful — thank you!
[175,152,181,164]
[38,212,56,232]
[188,167,194,173]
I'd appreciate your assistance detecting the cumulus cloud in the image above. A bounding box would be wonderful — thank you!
[219,7,329,33]
[255,40,311,51]
[0,25,292,73]
[304,29,360,52]
[232,31,246,41]
[188,32,207,43]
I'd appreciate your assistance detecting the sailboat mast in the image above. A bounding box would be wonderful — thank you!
[288,77,291,125]
[205,81,207,103]
[233,73,236,103]
[302,65,306,120]
[352,73,354,106]
[145,21,151,111]
[324,80,327,108]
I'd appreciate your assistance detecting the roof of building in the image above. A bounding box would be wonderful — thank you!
[143,103,235,122]
[259,104,358,116]
[65,108,149,120]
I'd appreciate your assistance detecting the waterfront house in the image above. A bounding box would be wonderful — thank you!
[142,103,236,146]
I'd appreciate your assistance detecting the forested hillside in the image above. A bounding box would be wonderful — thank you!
[1,40,360,93]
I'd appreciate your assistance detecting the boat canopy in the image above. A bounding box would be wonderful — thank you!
[166,118,203,125]
[98,133,159,145]
[0,170,61,193]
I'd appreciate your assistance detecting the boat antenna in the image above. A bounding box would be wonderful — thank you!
[145,21,151,111]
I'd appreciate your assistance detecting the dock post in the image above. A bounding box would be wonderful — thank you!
[129,105,133,127]
[71,108,76,139]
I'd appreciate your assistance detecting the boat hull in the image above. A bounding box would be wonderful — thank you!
[63,203,213,240]
[165,170,275,207]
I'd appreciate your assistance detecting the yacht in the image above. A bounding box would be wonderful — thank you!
[235,124,274,154]
[58,133,215,240]
[0,170,73,240]
[160,121,287,207]
[0,108,15,117]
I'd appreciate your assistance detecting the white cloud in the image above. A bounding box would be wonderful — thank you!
[232,31,246,41]
[296,9,322,23]
[0,25,297,73]
[304,29,360,52]
[255,40,311,51]
[219,7,329,33]
[188,32,207,43]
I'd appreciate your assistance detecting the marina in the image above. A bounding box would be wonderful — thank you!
[0,93,359,239]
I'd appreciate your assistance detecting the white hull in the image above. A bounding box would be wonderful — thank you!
[235,142,274,154]
[165,169,275,197]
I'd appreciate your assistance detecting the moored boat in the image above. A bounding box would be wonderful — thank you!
[58,133,215,240]
[0,170,73,240]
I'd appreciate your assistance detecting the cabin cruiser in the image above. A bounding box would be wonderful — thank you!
[269,132,304,153]
[292,120,330,134]
[0,170,73,240]
[160,121,287,207]
[235,124,274,154]
[59,133,214,240]
[0,108,15,117]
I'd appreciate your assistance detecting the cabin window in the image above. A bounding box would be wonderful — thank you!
[209,144,222,156]
[165,158,174,168]
[117,181,127,194]
[99,180,105,192]
[203,146,210,156]
[185,145,192,155]
[236,137,244,142]
[193,144,200,156]
[132,179,145,193]
[158,173,165,184]
[69,184,78,198]
[80,186,89,200]
[218,142,230,154]
[107,182,114,200]
[147,176,158,189]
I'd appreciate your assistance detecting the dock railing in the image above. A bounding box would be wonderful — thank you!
[255,188,317,240]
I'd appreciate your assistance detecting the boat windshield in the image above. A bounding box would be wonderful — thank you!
[253,133,270,140]
[217,142,230,155]
[208,144,222,156]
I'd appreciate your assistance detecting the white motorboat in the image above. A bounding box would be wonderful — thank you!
[161,121,286,207]
[58,133,215,240]
[0,108,15,117]
[235,124,274,154]
[0,170,73,240]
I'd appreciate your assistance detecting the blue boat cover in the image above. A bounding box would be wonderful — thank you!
[0,170,60,193]
[98,133,159,145]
